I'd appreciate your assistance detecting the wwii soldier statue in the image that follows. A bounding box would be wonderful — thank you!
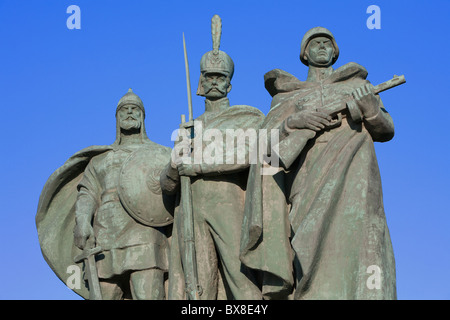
[160,15,265,300]
[241,27,402,299]
[36,89,175,300]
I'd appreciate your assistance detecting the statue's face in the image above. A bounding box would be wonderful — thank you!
[305,36,335,67]
[118,104,142,131]
[201,72,231,99]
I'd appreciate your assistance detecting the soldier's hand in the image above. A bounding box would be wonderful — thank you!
[352,83,379,118]
[74,220,94,250]
[177,163,201,177]
[172,129,192,167]
[286,109,331,131]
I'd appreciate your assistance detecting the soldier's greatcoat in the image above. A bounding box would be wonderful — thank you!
[240,62,397,299]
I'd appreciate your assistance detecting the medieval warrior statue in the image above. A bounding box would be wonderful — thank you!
[240,27,404,299]
[160,15,265,300]
[36,89,175,300]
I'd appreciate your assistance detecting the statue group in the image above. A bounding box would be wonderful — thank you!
[36,15,404,300]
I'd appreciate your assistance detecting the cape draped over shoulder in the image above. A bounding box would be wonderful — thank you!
[36,145,112,299]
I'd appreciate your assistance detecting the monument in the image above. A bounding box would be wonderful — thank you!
[36,20,404,300]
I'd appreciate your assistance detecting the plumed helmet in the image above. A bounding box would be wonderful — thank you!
[200,50,234,79]
[197,15,234,96]
[300,26,339,66]
[116,88,145,118]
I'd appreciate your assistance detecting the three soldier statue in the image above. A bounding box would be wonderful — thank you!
[36,16,404,300]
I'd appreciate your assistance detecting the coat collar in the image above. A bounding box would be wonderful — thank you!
[204,97,230,112]
[264,62,368,97]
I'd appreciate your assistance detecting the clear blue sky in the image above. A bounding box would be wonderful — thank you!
[0,0,449,300]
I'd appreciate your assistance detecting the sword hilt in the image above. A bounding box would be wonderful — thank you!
[74,245,102,263]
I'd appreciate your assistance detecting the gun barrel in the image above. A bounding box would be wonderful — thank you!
[373,75,406,94]
[320,74,406,119]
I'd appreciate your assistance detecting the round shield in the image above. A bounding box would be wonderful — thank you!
[118,145,175,227]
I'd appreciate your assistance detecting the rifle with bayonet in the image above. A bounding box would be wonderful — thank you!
[179,32,202,300]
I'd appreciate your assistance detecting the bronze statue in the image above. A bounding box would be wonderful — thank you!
[36,20,404,301]
[160,15,265,300]
[241,27,402,299]
[36,89,174,299]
